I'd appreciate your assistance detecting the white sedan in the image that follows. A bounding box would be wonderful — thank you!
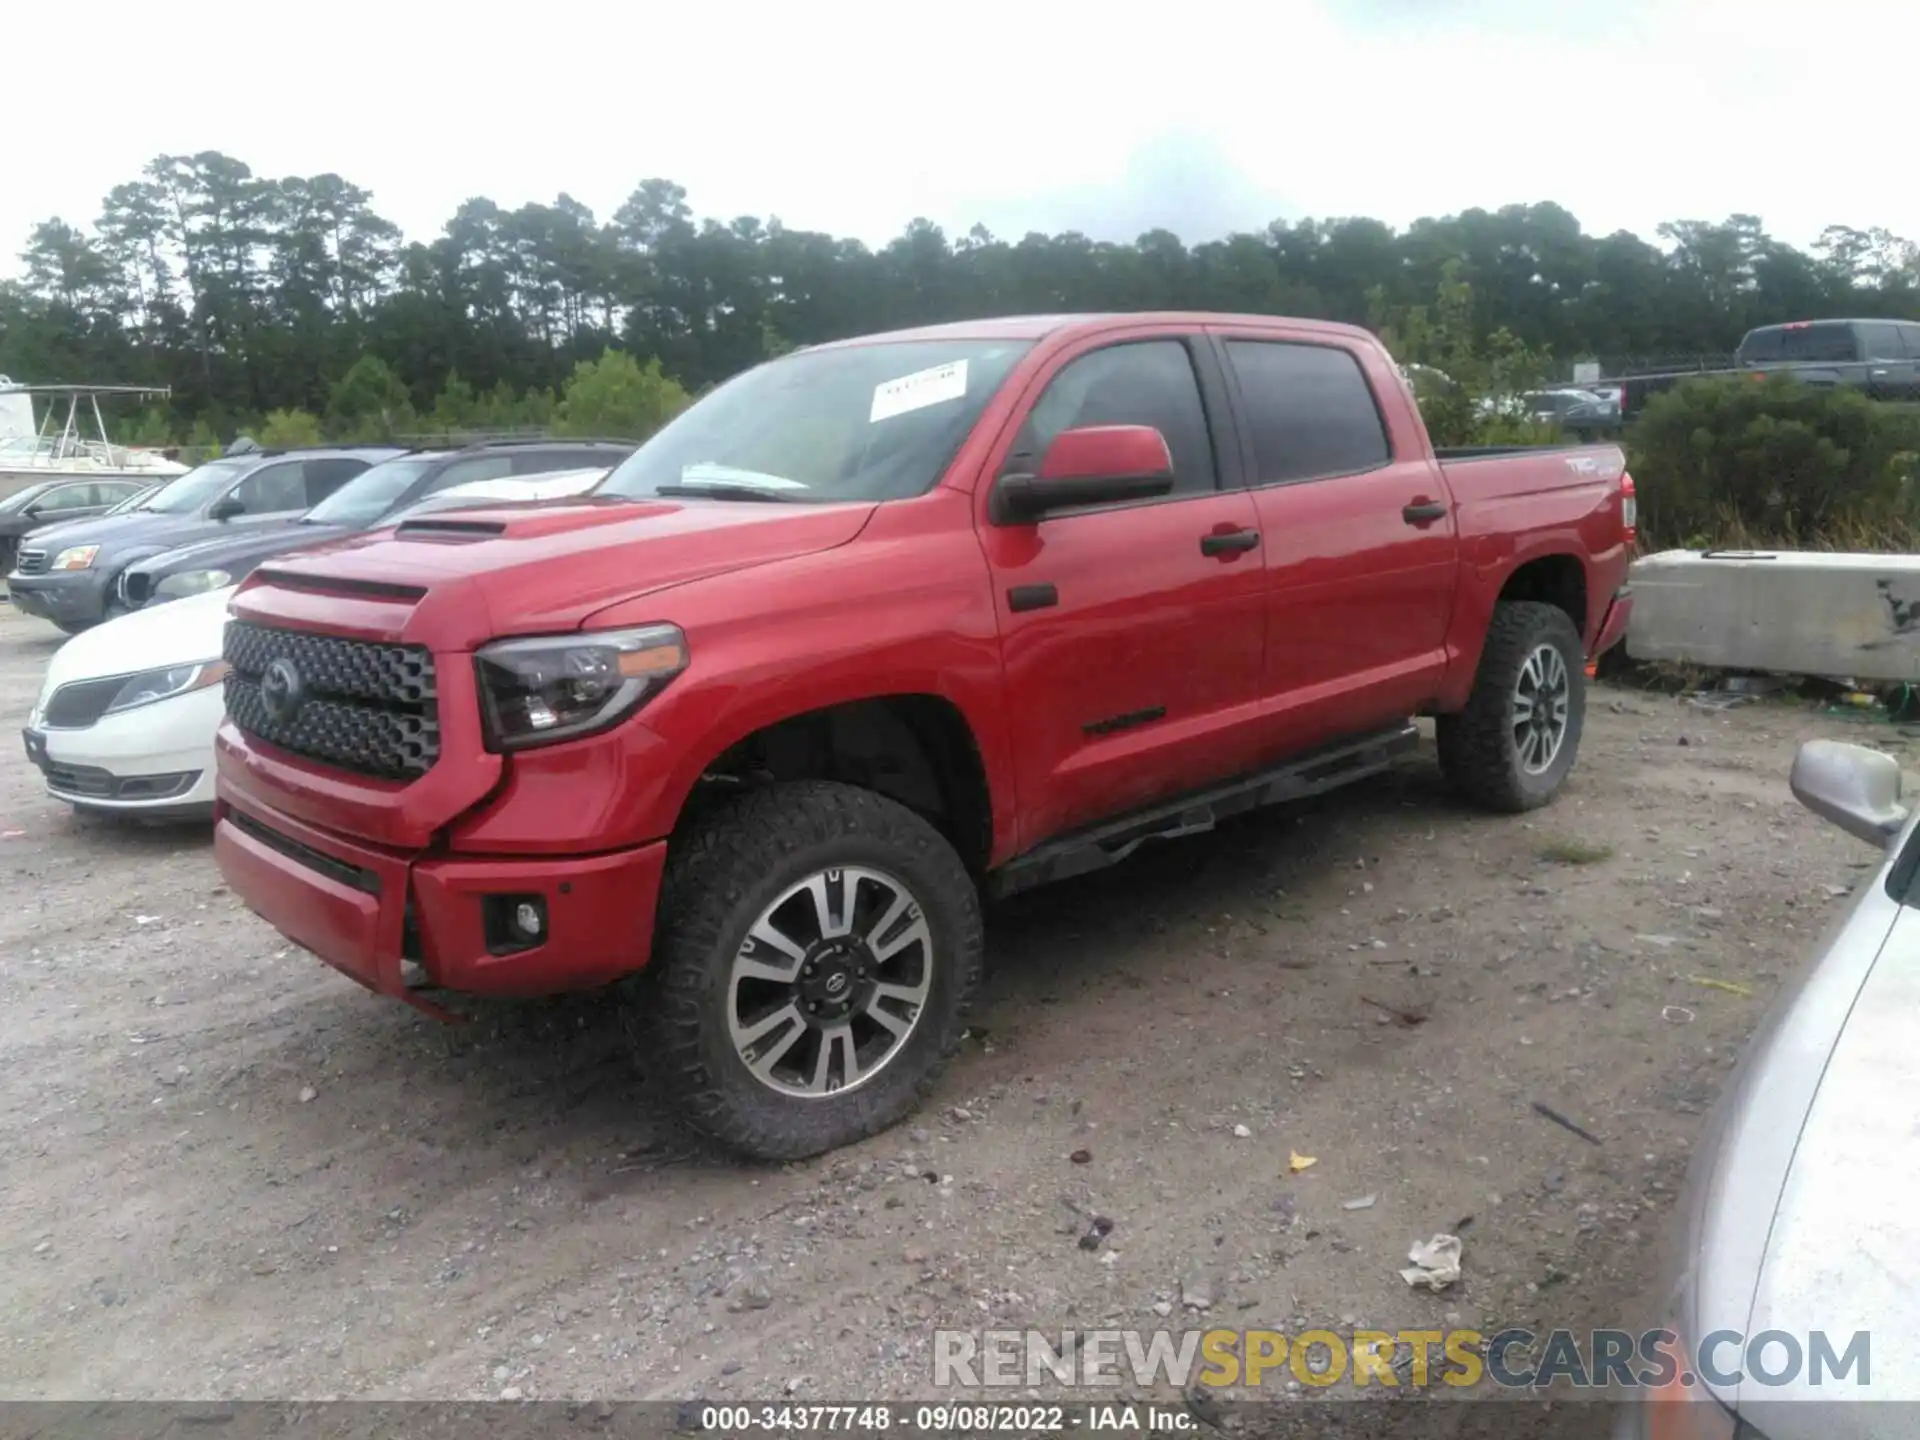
[21,468,606,820]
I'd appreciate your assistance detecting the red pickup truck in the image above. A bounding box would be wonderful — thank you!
[212,313,1634,1158]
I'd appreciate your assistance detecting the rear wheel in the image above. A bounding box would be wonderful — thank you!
[1437,600,1586,812]
[635,780,983,1160]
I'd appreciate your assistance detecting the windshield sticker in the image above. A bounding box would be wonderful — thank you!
[870,360,969,424]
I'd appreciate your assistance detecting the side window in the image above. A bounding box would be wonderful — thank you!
[1014,340,1217,496]
[303,458,368,504]
[1224,340,1391,485]
[1901,325,1920,360]
[37,484,96,512]
[425,456,516,494]
[1860,323,1905,361]
[229,462,309,515]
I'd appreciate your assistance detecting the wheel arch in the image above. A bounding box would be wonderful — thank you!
[670,692,1001,879]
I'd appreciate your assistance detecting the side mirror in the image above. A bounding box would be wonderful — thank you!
[992,425,1174,524]
[1790,739,1909,846]
[208,495,245,522]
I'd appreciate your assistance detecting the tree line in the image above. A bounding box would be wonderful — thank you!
[4,149,1920,441]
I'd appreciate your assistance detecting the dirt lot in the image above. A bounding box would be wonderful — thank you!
[0,601,1893,1423]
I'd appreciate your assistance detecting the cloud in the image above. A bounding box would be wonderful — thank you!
[951,132,1297,246]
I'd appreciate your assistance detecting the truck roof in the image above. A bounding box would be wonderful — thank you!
[804,312,1379,350]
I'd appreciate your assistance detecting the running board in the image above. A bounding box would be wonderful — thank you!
[988,722,1420,900]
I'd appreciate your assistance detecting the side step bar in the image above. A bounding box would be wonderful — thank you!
[989,722,1420,899]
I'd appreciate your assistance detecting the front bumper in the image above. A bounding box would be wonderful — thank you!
[214,786,669,1014]
[7,568,115,627]
[23,686,222,816]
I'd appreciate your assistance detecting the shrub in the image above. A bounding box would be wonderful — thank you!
[325,355,416,440]
[258,408,323,449]
[1628,376,1920,547]
[555,349,690,440]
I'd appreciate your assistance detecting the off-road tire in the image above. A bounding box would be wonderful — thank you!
[1437,600,1586,813]
[634,780,983,1161]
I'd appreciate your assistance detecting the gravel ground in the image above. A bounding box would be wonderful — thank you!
[0,601,1893,1431]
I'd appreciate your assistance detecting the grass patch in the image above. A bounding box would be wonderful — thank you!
[1539,837,1615,865]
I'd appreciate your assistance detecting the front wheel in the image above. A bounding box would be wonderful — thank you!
[634,780,983,1161]
[1437,599,1586,812]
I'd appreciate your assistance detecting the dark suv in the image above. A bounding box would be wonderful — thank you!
[118,439,636,609]
[1737,318,1920,399]
[7,444,401,633]
[0,478,150,572]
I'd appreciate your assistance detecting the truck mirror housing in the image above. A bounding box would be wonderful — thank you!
[992,425,1175,524]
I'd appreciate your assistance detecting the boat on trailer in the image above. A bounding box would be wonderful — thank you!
[0,377,190,498]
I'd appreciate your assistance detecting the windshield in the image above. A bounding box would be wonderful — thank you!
[598,340,1034,504]
[301,457,438,527]
[138,458,252,515]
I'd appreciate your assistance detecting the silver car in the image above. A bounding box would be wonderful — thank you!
[1617,739,1916,1438]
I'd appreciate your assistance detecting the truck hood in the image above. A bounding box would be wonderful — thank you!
[124,521,352,582]
[37,584,235,707]
[239,497,878,643]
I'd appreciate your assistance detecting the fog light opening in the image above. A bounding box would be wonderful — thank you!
[482,893,549,955]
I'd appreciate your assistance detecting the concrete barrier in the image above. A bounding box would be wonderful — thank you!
[1627,548,1920,682]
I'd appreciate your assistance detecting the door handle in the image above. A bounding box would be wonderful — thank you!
[1402,501,1449,524]
[1200,528,1260,556]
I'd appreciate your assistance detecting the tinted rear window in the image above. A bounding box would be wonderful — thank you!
[1739,323,1860,364]
[1224,340,1391,484]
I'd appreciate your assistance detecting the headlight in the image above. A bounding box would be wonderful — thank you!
[474,624,687,750]
[153,569,232,600]
[105,658,231,715]
[52,545,100,571]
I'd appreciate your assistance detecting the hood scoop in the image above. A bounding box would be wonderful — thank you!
[394,517,507,541]
[251,568,427,603]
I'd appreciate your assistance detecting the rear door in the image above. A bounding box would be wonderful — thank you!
[1857,321,1915,398]
[975,328,1269,846]
[1211,326,1459,751]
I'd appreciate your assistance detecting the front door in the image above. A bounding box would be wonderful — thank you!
[975,331,1268,849]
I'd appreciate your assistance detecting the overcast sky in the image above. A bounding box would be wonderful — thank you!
[6,0,1914,272]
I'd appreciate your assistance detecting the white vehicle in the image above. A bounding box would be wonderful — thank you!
[21,468,607,820]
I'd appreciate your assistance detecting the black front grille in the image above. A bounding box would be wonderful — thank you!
[43,675,126,729]
[36,762,196,802]
[42,761,114,798]
[15,548,48,576]
[224,621,440,780]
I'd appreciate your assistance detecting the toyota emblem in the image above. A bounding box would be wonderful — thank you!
[261,657,305,723]
[823,972,850,997]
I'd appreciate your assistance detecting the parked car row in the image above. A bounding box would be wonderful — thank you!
[5,437,634,633]
[12,440,631,819]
